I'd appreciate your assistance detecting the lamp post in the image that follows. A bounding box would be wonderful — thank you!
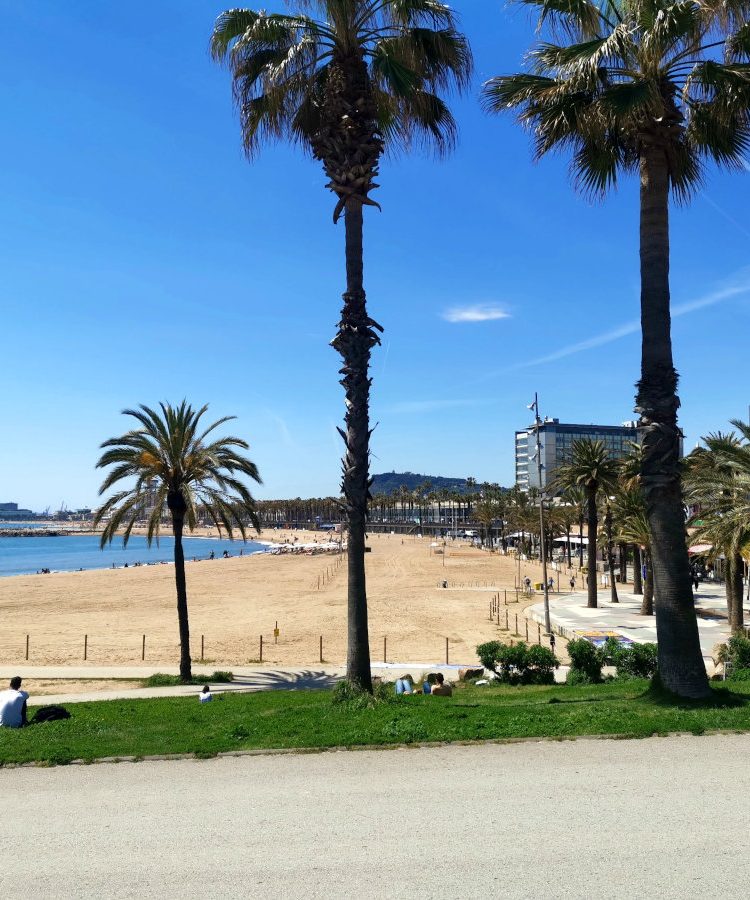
[528,393,551,634]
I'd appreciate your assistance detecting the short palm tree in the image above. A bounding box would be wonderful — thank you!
[554,439,619,608]
[685,425,750,632]
[613,483,653,613]
[482,0,749,697]
[211,2,471,691]
[94,402,261,682]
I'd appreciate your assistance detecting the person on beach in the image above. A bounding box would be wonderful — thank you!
[569,576,575,592]
[395,675,414,695]
[549,633,556,654]
[0,677,29,728]
[431,673,452,697]
[199,685,213,703]
[209,550,215,560]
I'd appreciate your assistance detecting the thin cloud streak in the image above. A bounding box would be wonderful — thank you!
[508,276,750,371]
[701,191,750,241]
[442,304,511,323]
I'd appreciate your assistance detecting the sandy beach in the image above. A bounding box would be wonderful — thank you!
[0,530,563,668]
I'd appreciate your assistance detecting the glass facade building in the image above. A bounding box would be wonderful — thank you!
[515,419,639,492]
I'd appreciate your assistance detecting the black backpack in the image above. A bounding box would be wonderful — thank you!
[30,705,71,724]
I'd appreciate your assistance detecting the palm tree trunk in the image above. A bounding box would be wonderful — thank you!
[334,198,380,692]
[641,549,654,616]
[578,513,585,567]
[636,147,710,697]
[170,511,192,683]
[729,553,745,633]
[633,545,643,595]
[586,485,598,608]
[605,506,618,603]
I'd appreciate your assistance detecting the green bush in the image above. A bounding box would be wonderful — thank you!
[475,640,558,685]
[717,634,750,673]
[144,670,234,687]
[728,668,750,682]
[567,638,604,683]
[604,640,658,679]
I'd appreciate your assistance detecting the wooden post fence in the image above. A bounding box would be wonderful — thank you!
[201,635,204,662]
[142,634,146,661]
[25,634,29,661]
[259,634,263,663]
[319,635,323,663]
[445,637,449,665]
[384,636,387,663]
[84,634,88,661]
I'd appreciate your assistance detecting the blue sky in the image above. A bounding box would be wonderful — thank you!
[1,1,748,511]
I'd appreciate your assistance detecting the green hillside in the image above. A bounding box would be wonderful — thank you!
[370,472,472,496]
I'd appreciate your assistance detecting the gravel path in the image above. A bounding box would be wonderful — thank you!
[1,734,746,898]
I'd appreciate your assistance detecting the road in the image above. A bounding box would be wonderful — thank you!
[1,734,747,898]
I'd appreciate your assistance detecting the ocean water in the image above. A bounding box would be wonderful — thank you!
[0,534,266,577]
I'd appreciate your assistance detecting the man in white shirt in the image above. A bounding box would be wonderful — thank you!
[0,676,29,728]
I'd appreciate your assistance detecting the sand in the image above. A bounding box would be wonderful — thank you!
[0,530,569,668]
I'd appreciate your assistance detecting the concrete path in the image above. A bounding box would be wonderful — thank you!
[0,664,485,705]
[1,735,748,898]
[528,581,739,670]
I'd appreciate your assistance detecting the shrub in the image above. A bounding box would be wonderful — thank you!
[144,670,234,687]
[716,634,750,674]
[566,638,604,683]
[475,640,558,685]
[605,641,658,679]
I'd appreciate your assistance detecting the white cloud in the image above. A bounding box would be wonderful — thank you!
[442,304,511,323]
[510,276,750,370]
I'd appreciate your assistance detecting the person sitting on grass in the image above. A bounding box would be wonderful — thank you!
[0,676,29,728]
[430,673,453,697]
[422,676,432,695]
[395,675,414,695]
[199,685,213,703]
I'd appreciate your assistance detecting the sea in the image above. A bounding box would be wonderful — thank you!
[0,526,267,577]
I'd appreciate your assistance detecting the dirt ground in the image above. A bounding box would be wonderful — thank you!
[0,530,577,668]
[16,680,143,697]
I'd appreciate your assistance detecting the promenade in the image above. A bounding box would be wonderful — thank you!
[528,580,742,671]
[2,736,749,898]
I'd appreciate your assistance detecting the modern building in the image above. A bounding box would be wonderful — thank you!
[515,419,639,492]
[0,502,36,519]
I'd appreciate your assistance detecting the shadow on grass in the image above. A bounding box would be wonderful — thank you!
[641,678,748,709]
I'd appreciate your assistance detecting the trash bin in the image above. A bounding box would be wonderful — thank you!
[534,582,544,591]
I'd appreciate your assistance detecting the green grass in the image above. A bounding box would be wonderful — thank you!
[3,680,750,767]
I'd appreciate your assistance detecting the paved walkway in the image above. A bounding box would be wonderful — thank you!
[0,663,480,705]
[2,736,749,898]
[528,581,742,671]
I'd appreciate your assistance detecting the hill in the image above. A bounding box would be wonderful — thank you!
[370,472,472,496]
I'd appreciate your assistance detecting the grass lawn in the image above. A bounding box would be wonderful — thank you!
[2,680,750,766]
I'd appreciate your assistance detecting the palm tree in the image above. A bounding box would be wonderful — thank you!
[686,425,750,633]
[614,485,654,614]
[482,0,749,697]
[554,439,619,608]
[211,3,471,691]
[94,402,261,682]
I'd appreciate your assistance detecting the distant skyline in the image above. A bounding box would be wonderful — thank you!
[1,2,748,510]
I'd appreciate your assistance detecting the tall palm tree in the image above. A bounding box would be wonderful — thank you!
[686,425,750,633]
[554,439,619,608]
[211,2,470,691]
[94,402,261,682]
[482,0,749,697]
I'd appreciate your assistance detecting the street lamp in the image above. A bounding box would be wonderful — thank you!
[528,393,551,634]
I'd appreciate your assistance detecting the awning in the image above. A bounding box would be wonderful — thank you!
[688,543,713,555]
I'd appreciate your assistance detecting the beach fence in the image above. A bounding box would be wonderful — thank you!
[4,629,472,668]
[312,550,347,591]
